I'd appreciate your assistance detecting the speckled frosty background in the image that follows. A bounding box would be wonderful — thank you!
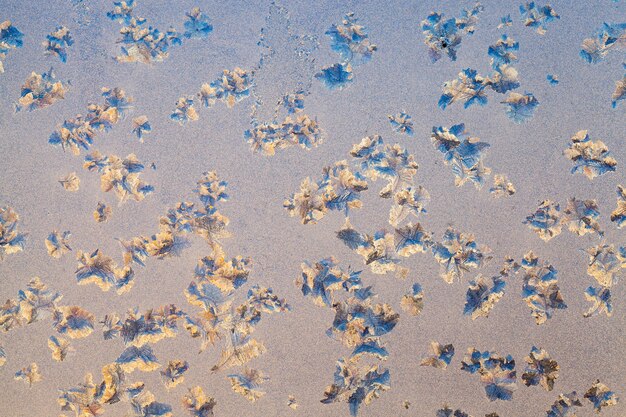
[0,0,625,416]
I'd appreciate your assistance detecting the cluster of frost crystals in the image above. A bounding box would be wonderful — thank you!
[113,19,181,64]
[182,386,216,417]
[337,219,432,275]
[336,221,396,274]
[14,363,41,387]
[490,174,516,198]
[501,92,539,124]
[439,32,540,122]
[523,200,562,241]
[562,198,603,237]
[284,135,424,226]
[610,185,626,228]
[420,3,483,62]
[131,115,151,141]
[430,124,495,189]
[585,244,625,288]
[325,292,398,353]
[580,23,626,106]
[0,277,62,332]
[0,20,24,73]
[438,61,520,109]
[564,130,617,180]
[108,1,212,64]
[389,185,429,227]
[519,252,566,324]
[464,274,505,319]
[350,136,419,199]
[488,35,524,108]
[94,202,112,223]
[284,161,368,224]
[227,368,268,402]
[545,392,583,417]
[198,68,251,108]
[387,112,414,136]
[59,364,173,417]
[401,283,424,316]
[170,96,198,125]
[519,2,560,35]
[498,15,513,29]
[583,244,626,318]
[431,227,491,283]
[420,341,455,369]
[547,74,559,85]
[488,34,518,69]
[49,87,133,155]
[464,258,519,319]
[543,381,617,414]
[170,68,252,127]
[83,151,154,203]
[461,348,517,401]
[580,23,626,64]
[248,53,322,157]
[14,69,69,112]
[321,358,390,417]
[281,91,305,114]
[0,206,26,261]
[192,246,251,295]
[43,26,73,62]
[183,7,213,39]
[298,257,396,416]
[326,12,377,65]
[317,13,376,90]
[245,114,323,155]
[53,306,92,341]
[315,62,354,90]
[149,171,232,258]
[326,135,432,278]
[438,68,489,110]
[75,249,136,294]
[298,257,361,307]
[166,173,290,400]
[524,197,603,242]
[45,231,72,259]
[160,359,188,388]
[522,346,559,391]
[612,63,626,108]
[584,380,619,412]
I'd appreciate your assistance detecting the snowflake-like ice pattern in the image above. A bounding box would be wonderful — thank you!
[49,87,134,155]
[519,252,567,324]
[522,346,559,391]
[580,23,626,64]
[519,2,560,35]
[420,3,483,62]
[325,12,377,65]
[43,26,73,62]
[523,200,562,242]
[430,124,495,189]
[461,348,517,401]
[464,258,518,319]
[0,20,23,73]
[0,206,26,261]
[564,130,616,180]
[431,227,491,283]
[14,69,69,112]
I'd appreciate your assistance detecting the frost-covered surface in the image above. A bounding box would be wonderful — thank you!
[0,1,624,417]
